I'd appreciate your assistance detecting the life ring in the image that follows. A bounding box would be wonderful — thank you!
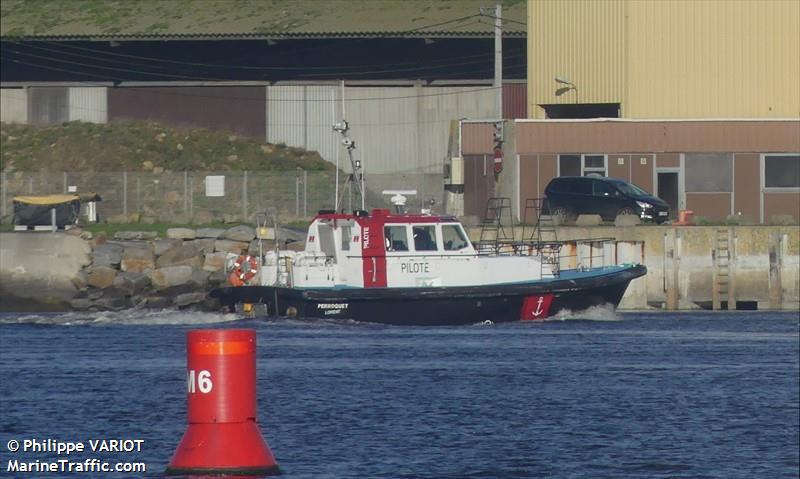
[228,254,259,287]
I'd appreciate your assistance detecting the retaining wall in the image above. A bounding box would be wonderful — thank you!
[1,225,797,313]
[466,225,799,311]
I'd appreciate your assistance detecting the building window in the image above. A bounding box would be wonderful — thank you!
[559,155,581,176]
[685,153,733,192]
[558,154,607,177]
[764,154,800,189]
[584,155,606,176]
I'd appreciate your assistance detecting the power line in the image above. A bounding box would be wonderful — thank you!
[0,90,522,128]
[13,13,491,72]
[3,9,525,76]
[11,49,233,82]
[13,39,525,78]
[10,51,524,87]
[34,38,512,72]
[9,57,528,103]
[478,12,527,28]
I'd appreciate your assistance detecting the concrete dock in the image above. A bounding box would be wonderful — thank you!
[465,225,799,311]
[0,225,798,312]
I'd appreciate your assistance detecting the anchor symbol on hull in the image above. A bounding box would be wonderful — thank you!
[532,296,544,317]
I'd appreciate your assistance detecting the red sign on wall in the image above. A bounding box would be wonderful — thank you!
[493,147,503,174]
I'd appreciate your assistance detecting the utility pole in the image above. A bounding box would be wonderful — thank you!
[494,3,503,118]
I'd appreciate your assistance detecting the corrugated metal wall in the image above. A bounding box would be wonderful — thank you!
[461,123,495,154]
[626,0,800,118]
[1,87,106,125]
[515,120,800,154]
[267,85,308,149]
[0,88,28,123]
[68,87,107,123]
[528,0,626,119]
[266,84,496,174]
[5,83,502,176]
[528,0,800,119]
[108,86,265,138]
[503,83,527,119]
[28,87,68,124]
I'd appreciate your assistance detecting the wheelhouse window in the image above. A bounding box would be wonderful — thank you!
[384,225,409,252]
[558,154,607,177]
[442,224,469,251]
[318,224,336,258]
[412,225,437,251]
[764,154,800,189]
[341,226,351,251]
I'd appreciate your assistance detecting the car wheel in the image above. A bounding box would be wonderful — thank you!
[617,206,637,216]
[551,206,575,224]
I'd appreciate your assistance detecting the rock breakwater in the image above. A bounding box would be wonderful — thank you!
[0,225,297,313]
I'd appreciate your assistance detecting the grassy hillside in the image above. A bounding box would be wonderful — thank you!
[0,120,334,173]
[0,0,526,37]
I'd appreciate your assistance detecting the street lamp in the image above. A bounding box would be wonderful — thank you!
[554,75,577,97]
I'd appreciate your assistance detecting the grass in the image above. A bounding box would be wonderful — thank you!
[1,120,334,173]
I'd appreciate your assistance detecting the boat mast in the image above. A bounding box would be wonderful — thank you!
[332,120,365,211]
[332,84,365,212]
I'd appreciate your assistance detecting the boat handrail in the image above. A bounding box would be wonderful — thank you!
[557,237,617,270]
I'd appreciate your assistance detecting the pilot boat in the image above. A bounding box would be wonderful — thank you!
[210,192,646,326]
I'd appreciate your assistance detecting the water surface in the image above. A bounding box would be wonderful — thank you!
[1,310,797,478]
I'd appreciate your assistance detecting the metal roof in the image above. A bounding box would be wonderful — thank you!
[1,0,527,40]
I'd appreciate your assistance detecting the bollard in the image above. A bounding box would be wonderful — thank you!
[675,209,694,226]
[166,329,279,476]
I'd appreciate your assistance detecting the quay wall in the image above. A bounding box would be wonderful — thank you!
[0,225,797,313]
[466,225,799,311]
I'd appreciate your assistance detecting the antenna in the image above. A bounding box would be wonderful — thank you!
[332,110,365,211]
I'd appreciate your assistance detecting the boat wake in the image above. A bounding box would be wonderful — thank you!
[0,309,241,326]
[547,304,621,322]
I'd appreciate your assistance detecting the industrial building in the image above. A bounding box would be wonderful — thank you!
[459,0,800,224]
[0,0,526,194]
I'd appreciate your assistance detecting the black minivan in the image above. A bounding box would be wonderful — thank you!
[544,176,670,223]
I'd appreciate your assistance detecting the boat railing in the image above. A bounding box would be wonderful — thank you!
[473,198,617,276]
[557,237,617,271]
[477,237,616,277]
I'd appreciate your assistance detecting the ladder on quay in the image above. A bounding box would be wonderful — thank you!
[713,228,732,310]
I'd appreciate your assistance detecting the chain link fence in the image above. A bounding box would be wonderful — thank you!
[1,170,446,225]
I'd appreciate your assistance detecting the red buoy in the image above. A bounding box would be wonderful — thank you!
[166,329,279,476]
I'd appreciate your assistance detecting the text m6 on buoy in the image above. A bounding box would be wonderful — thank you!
[166,329,279,476]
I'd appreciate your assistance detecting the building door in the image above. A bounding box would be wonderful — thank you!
[463,154,495,219]
[657,172,679,219]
